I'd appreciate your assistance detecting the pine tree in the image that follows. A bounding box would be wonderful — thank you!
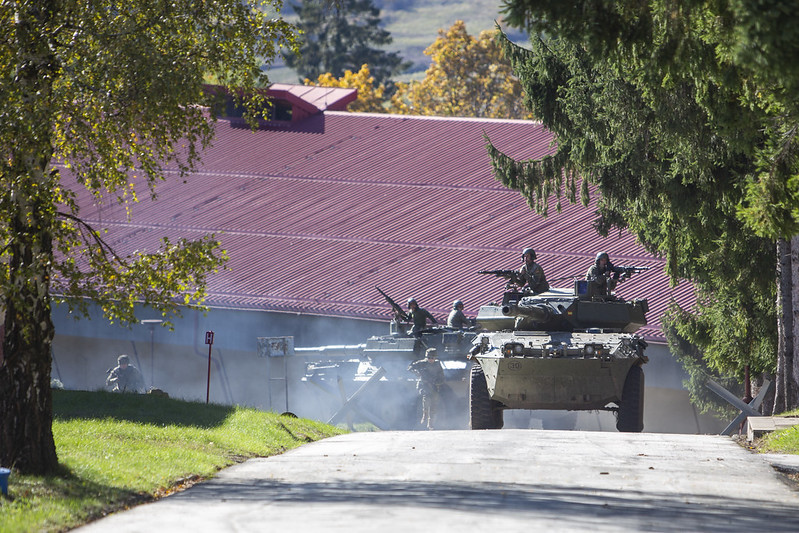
[490,0,799,412]
[284,0,409,89]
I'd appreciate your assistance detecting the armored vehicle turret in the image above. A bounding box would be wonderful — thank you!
[469,276,650,432]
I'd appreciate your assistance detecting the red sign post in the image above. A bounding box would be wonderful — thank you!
[205,331,214,404]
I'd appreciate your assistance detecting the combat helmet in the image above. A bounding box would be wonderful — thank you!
[595,252,609,265]
[452,300,463,309]
[522,247,536,260]
[407,298,417,307]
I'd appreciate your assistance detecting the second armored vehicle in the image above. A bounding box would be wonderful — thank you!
[262,287,478,430]
[469,277,649,432]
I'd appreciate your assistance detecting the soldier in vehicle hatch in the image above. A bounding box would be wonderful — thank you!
[406,298,438,337]
[408,347,445,430]
[586,252,627,296]
[517,247,549,294]
[447,300,472,330]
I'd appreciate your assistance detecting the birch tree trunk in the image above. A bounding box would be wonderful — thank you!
[0,1,59,473]
[0,200,59,473]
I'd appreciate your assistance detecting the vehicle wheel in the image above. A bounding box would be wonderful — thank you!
[491,401,505,430]
[469,363,494,429]
[616,364,645,432]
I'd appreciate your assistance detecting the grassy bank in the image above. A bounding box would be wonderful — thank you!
[0,390,345,533]
[755,409,799,454]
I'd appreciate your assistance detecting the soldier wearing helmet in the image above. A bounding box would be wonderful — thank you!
[406,297,437,337]
[517,247,550,294]
[105,354,145,393]
[586,252,627,295]
[407,347,445,430]
[447,300,471,330]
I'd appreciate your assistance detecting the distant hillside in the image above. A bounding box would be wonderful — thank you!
[266,0,527,84]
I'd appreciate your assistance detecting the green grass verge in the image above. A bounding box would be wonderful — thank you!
[759,425,799,454]
[757,410,799,454]
[0,390,345,533]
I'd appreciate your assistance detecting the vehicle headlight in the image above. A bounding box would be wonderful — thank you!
[584,344,603,357]
[503,342,524,357]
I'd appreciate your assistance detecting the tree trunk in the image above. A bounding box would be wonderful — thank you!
[0,234,59,474]
[0,153,59,474]
[775,237,798,414]
[792,234,799,409]
[0,1,60,474]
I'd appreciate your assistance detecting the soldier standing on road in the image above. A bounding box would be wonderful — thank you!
[406,298,437,337]
[517,247,549,294]
[408,347,445,430]
[447,300,472,329]
[586,252,627,296]
[106,354,145,393]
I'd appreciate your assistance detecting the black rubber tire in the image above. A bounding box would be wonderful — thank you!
[616,364,645,432]
[469,363,494,429]
[491,401,505,430]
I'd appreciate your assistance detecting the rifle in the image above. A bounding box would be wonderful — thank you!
[376,286,409,321]
[477,269,522,289]
[618,265,650,279]
[477,269,519,280]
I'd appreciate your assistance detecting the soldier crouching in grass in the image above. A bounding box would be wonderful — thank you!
[106,354,145,393]
[408,347,445,430]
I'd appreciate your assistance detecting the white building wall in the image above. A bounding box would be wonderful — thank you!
[51,303,726,434]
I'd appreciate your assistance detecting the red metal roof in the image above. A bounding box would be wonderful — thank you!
[268,84,357,112]
[68,96,694,343]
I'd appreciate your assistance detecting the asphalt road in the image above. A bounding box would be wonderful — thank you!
[77,430,799,532]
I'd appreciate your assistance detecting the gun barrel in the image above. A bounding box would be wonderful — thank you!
[294,344,367,358]
[501,303,551,321]
[376,286,409,320]
[478,269,519,278]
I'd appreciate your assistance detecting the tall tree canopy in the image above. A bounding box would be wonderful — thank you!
[389,21,532,119]
[488,1,798,412]
[305,22,532,118]
[0,0,296,474]
[284,0,409,88]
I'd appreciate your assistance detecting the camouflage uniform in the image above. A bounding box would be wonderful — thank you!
[586,255,626,295]
[447,307,470,329]
[408,348,445,429]
[518,261,550,294]
[407,306,437,337]
[106,355,145,393]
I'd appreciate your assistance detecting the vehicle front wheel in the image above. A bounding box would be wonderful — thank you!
[616,364,645,432]
[469,363,494,429]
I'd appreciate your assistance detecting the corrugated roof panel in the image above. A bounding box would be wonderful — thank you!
[61,102,695,344]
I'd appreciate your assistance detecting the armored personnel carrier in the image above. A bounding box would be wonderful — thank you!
[261,287,478,430]
[468,276,649,432]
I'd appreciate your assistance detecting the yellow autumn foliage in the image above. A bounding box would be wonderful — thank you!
[389,21,533,119]
[305,65,388,113]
